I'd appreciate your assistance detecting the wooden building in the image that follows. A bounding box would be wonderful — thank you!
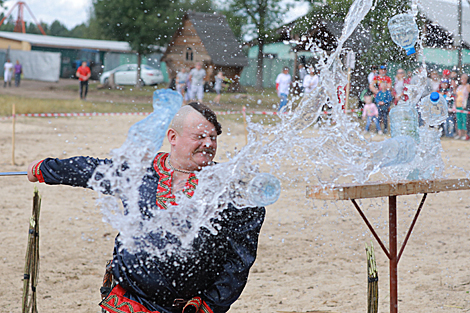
[162,11,247,89]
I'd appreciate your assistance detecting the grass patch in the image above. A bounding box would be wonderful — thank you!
[0,95,153,116]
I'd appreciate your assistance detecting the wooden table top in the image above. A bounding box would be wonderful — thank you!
[306,178,470,200]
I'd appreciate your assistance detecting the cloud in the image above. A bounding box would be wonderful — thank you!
[1,0,91,29]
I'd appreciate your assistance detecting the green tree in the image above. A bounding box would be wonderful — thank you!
[49,20,70,37]
[227,0,296,88]
[92,0,179,86]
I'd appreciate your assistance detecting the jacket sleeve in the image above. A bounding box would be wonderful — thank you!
[38,156,112,190]
[201,206,266,313]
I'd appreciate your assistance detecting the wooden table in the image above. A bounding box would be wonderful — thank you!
[306,178,470,313]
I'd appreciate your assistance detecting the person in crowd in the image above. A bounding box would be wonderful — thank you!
[14,60,22,87]
[430,70,440,92]
[368,65,378,86]
[363,94,382,134]
[275,66,292,111]
[455,73,470,140]
[303,66,319,94]
[297,64,307,93]
[3,58,13,87]
[213,71,226,105]
[175,67,188,104]
[394,68,406,103]
[375,82,393,134]
[188,62,206,102]
[76,61,91,100]
[26,101,265,313]
[442,69,451,81]
[370,65,392,94]
[439,78,456,138]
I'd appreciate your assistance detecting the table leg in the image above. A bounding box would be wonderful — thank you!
[389,195,397,313]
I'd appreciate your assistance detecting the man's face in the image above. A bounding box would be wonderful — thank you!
[82,62,87,67]
[196,63,202,70]
[379,68,387,76]
[171,111,217,170]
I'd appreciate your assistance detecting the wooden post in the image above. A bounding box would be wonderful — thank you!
[12,103,16,165]
[345,68,351,113]
[242,106,248,145]
[389,195,398,313]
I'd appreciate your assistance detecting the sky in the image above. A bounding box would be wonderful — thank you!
[1,0,91,29]
[1,0,310,30]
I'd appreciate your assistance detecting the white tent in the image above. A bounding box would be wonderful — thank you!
[418,0,470,46]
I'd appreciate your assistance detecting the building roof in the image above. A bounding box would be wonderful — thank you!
[0,31,132,52]
[418,0,470,46]
[186,12,248,67]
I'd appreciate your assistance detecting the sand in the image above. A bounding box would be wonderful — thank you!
[1,113,470,313]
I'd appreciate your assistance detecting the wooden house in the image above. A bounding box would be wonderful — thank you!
[162,11,248,90]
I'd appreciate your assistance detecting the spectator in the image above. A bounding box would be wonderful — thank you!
[430,70,440,92]
[439,78,456,137]
[213,71,226,105]
[375,82,393,134]
[4,59,13,87]
[75,61,91,100]
[175,67,188,104]
[370,65,392,94]
[368,65,378,85]
[297,64,307,93]
[394,68,406,102]
[455,73,470,140]
[14,60,22,87]
[275,66,292,111]
[450,70,458,91]
[189,62,206,102]
[363,94,382,134]
[303,67,318,94]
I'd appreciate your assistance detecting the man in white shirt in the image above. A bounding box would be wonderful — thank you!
[275,67,291,110]
[367,65,377,85]
[189,62,206,102]
[303,67,319,94]
[4,59,13,87]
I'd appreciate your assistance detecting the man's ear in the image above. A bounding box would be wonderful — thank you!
[167,128,178,146]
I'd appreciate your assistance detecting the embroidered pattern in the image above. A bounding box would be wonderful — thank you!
[153,153,198,210]
[100,285,160,313]
[33,160,45,183]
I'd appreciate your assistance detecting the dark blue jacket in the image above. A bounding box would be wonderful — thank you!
[38,156,265,313]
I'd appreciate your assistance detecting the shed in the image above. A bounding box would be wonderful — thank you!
[0,31,132,78]
[162,11,248,89]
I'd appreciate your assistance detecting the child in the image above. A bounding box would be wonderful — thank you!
[363,94,382,134]
[439,78,456,137]
[375,82,393,134]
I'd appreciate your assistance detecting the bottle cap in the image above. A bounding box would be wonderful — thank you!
[406,47,416,55]
[430,92,439,102]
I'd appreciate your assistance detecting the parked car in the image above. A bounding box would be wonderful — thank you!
[100,64,164,86]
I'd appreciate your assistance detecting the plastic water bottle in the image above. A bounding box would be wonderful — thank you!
[387,13,419,55]
[389,100,420,142]
[418,91,448,127]
[247,173,281,206]
[371,136,416,168]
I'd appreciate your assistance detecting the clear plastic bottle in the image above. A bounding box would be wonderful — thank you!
[229,173,281,207]
[370,135,416,168]
[387,13,419,55]
[418,91,448,127]
[389,100,420,142]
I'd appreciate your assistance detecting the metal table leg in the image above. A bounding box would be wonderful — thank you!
[389,195,397,313]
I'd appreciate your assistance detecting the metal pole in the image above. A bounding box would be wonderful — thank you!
[0,171,27,176]
[458,0,463,74]
[389,195,398,313]
[345,68,351,113]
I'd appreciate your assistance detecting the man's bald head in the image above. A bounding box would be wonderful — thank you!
[169,102,222,135]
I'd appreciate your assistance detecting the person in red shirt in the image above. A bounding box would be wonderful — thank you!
[369,65,392,94]
[76,61,91,100]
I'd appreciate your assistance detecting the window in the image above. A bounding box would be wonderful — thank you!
[186,47,193,61]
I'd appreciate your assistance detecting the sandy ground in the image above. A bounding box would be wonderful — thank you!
[1,111,470,313]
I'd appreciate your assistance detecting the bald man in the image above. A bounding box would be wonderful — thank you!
[27,102,265,313]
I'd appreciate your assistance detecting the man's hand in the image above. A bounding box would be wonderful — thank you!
[27,160,41,182]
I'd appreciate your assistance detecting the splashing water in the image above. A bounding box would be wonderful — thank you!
[90,0,448,255]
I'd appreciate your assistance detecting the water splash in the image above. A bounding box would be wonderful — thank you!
[91,0,449,255]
